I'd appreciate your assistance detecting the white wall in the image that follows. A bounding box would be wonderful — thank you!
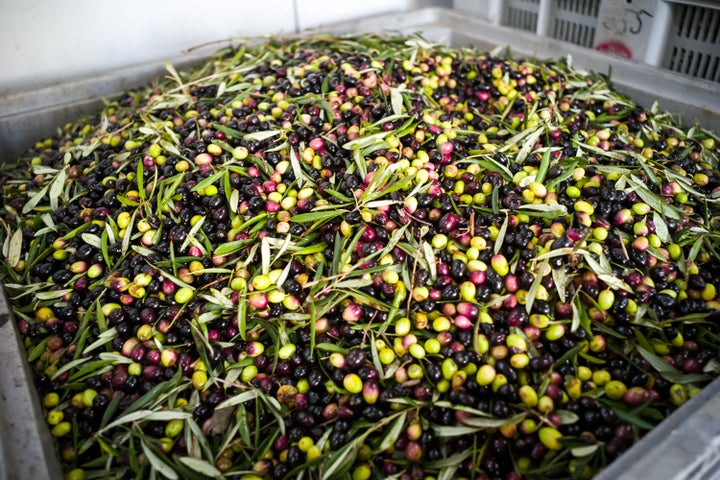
[0,0,409,95]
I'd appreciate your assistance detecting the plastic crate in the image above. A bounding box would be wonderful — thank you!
[503,0,601,48]
[550,0,601,48]
[456,0,720,83]
[502,0,539,32]
[663,1,720,82]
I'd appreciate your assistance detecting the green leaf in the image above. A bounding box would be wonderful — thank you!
[535,148,553,183]
[316,343,349,354]
[390,87,404,116]
[688,235,703,263]
[26,338,49,362]
[491,185,500,214]
[50,357,90,380]
[49,169,67,207]
[334,279,373,289]
[322,437,361,479]
[473,158,513,182]
[291,210,344,224]
[81,233,103,249]
[342,131,390,150]
[180,215,206,252]
[214,238,251,256]
[554,409,580,425]
[526,259,548,315]
[102,410,191,432]
[515,126,544,163]
[555,343,584,366]
[21,185,49,214]
[437,451,472,480]
[462,413,525,428]
[35,289,72,300]
[518,202,568,215]
[602,401,655,430]
[494,213,508,254]
[653,211,671,243]
[379,411,407,451]
[661,371,711,384]
[552,267,567,303]
[177,457,222,478]
[191,170,226,193]
[423,241,437,281]
[579,250,632,292]
[547,160,578,191]
[165,61,185,88]
[433,425,483,437]
[100,393,123,428]
[213,124,244,140]
[7,228,23,268]
[570,444,599,457]
[244,129,281,142]
[289,148,306,188]
[261,236,271,275]
[628,175,681,220]
[142,441,179,480]
[216,389,261,410]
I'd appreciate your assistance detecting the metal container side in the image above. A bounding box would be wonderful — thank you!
[0,290,63,480]
[0,7,719,480]
[0,43,233,163]
[595,375,720,480]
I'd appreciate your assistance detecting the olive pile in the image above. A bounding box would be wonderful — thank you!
[2,35,720,480]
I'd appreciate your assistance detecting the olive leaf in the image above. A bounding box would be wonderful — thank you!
[423,241,437,281]
[177,457,223,479]
[653,211,671,243]
[21,184,49,214]
[433,425,485,437]
[244,130,281,142]
[436,451,472,480]
[35,289,72,300]
[461,412,526,428]
[48,168,67,211]
[81,233,103,249]
[390,87,405,116]
[216,389,261,410]
[570,444,599,457]
[526,258,549,315]
[142,440,179,480]
[554,409,580,425]
[180,215,206,252]
[514,126,544,164]
[50,357,91,381]
[102,410,192,433]
[578,250,632,292]
[552,267,567,303]
[494,212,509,254]
[321,436,361,479]
[637,345,711,384]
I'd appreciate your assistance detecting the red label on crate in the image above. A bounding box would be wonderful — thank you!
[596,41,633,59]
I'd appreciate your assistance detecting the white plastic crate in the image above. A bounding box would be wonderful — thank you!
[455,0,720,83]
[503,0,540,32]
[502,0,601,48]
[663,1,720,82]
[550,0,601,48]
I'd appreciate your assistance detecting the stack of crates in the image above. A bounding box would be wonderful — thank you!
[455,0,720,83]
